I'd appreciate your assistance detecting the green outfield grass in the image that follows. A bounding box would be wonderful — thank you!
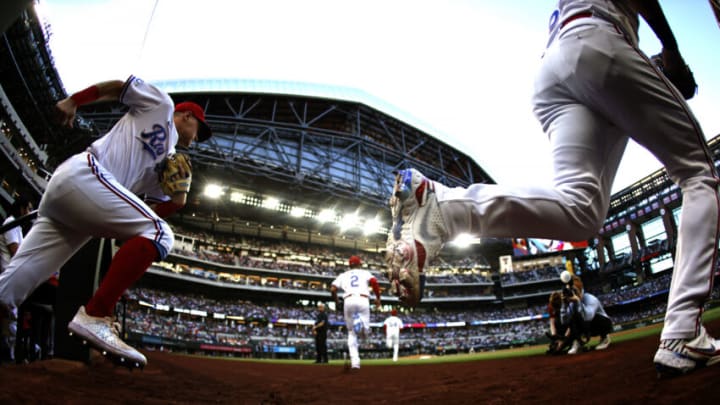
[179,306,720,366]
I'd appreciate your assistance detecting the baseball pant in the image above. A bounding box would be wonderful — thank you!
[343,295,370,368]
[386,334,399,361]
[0,153,174,310]
[435,16,718,341]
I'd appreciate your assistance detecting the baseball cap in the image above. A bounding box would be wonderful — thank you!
[175,101,212,142]
[349,255,362,266]
[391,309,397,316]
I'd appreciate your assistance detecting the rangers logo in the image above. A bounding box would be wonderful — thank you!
[548,10,559,33]
[140,124,168,159]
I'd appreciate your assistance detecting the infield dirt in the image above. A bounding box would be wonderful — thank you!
[1,318,719,404]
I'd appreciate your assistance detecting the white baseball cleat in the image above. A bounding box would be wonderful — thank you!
[567,340,582,355]
[68,305,147,368]
[595,335,611,351]
[654,326,720,377]
[385,168,448,307]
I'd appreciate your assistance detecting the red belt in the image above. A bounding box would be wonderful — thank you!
[345,294,369,299]
[561,12,593,29]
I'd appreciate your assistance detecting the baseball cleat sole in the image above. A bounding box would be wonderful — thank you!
[68,331,145,370]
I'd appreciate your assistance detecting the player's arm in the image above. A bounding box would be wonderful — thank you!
[627,0,685,70]
[56,80,125,128]
[3,228,21,257]
[369,277,381,308]
[169,193,187,207]
[711,0,720,29]
[151,200,185,218]
[6,241,18,257]
[330,284,339,307]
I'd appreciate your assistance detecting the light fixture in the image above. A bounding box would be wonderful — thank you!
[363,217,382,235]
[339,212,360,231]
[290,206,305,217]
[262,197,280,210]
[318,209,336,223]
[449,233,479,248]
[230,191,244,203]
[203,184,224,199]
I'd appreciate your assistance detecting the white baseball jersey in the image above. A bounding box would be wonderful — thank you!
[547,0,637,47]
[0,75,176,309]
[332,269,376,299]
[434,0,719,342]
[332,269,377,368]
[88,75,177,203]
[384,314,403,361]
[0,215,23,272]
[383,315,403,338]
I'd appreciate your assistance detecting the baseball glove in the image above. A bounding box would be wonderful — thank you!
[159,153,192,196]
[651,52,698,100]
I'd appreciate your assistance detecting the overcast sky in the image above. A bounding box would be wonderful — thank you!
[37,0,720,193]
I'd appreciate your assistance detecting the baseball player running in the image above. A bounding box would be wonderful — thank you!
[0,76,211,368]
[383,309,403,362]
[331,255,381,370]
[386,0,720,377]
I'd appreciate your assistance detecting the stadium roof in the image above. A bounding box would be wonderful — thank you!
[155,78,456,150]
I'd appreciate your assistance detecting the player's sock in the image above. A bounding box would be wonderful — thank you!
[85,237,158,318]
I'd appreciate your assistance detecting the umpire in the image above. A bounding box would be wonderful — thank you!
[312,302,328,363]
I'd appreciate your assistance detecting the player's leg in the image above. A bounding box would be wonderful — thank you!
[43,154,170,367]
[386,25,627,306]
[0,217,89,363]
[359,302,371,338]
[344,299,361,368]
[392,335,399,361]
[50,154,173,320]
[347,329,359,368]
[568,17,720,372]
[581,18,720,374]
[0,217,89,311]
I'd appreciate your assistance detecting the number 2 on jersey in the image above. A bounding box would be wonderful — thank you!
[350,274,359,287]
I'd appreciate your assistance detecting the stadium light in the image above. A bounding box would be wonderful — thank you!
[203,184,224,199]
[290,206,305,218]
[449,233,479,248]
[263,197,280,210]
[230,191,244,203]
[363,217,382,235]
[339,212,360,231]
[318,209,336,223]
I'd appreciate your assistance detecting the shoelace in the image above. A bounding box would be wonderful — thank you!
[97,316,122,337]
[660,339,685,352]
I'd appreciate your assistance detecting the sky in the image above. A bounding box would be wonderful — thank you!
[36,0,720,194]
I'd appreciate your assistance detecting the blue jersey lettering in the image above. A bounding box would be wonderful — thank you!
[140,124,167,159]
[548,9,559,33]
